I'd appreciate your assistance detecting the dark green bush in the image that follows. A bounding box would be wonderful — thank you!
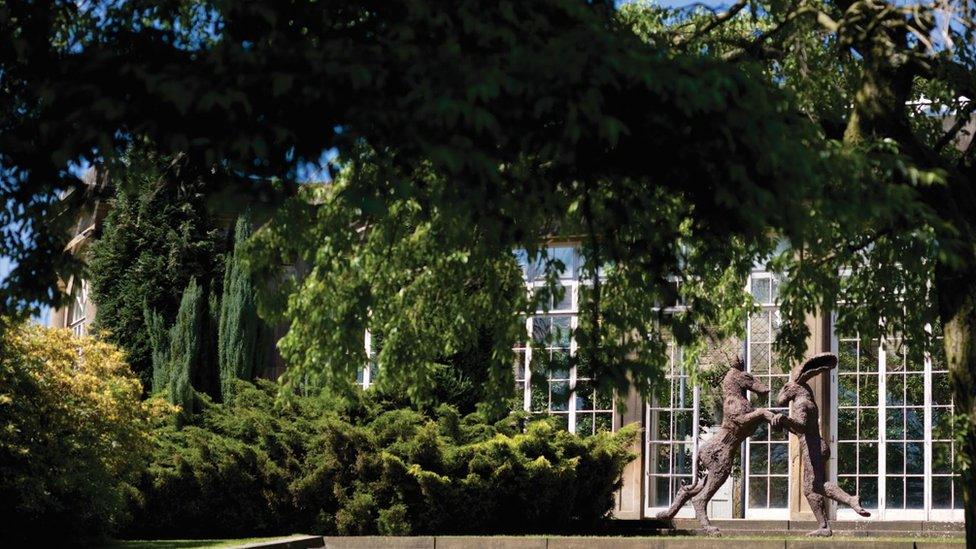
[127,381,637,537]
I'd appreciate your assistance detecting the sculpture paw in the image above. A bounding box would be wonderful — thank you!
[851,497,871,517]
[703,526,721,536]
[806,528,832,537]
[770,413,786,429]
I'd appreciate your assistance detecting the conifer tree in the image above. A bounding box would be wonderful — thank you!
[144,304,170,394]
[219,215,261,402]
[169,277,203,414]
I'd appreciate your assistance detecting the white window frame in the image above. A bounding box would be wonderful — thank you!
[830,321,965,522]
[743,271,791,520]
[643,343,700,518]
[515,245,615,435]
[66,276,89,337]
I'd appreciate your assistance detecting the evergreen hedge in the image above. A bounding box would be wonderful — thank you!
[127,381,637,538]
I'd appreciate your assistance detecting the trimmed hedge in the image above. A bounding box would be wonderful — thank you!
[127,381,637,537]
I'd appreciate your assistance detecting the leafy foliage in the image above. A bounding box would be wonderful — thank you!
[0,320,168,544]
[127,381,637,538]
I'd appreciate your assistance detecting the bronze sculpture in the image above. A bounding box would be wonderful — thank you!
[656,356,781,535]
[776,352,871,536]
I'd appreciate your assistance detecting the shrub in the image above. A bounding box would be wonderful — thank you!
[0,321,167,544]
[128,381,637,537]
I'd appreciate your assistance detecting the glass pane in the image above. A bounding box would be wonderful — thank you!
[751,278,771,303]
[905,477,924,508]
[554,284,572,310]
[933,442,953,474]
[594,413,612,433]
[575,381,593,410]
[858,442,878,475]
[886,476,904,508]
[886,375,903,406]
[674,443,693,475]
[839,476,856,497]
[550,381,570,411]
[859,409,878,439]
[654,476,671,507]
[769,443,789,474]
[750,343,770,374]
[859,476,878,508]
[838,409,857,440]
[530,379,548,412]
[933,373,952,405]
[905,408,923,439]
[886,410,904,439]
[886,443,905,475]
[674,411,693,440]
[750,443,768,474]
[532,317,550,343]
[839,340,858,372]
[838,443,856,474]
[839,376,857,406]
[860,374,878,405]
[955,478,964,509]
[861,343,878,371]
[933,407,953,439]
[576,414,594,436]
[769,477,788,508]
[932,477,954,509]
[652,411,671,441]
[595,387,613,410]
[749,478,768,508]
[550,246,574,278]
[652,443,671,475]
[905,442,924,474]
[552,316,571,346]
[905,374,924,406]
[753,421,768,442]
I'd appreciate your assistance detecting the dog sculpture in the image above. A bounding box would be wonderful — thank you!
[776,352,871,536]
[656,357,781,535]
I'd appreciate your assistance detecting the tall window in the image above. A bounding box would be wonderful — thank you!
[358,331,380,389]
[834,328,963,520]
[515,245,614,434]
[835,335,880,511]
[745,272,790,516]
[646,343,698,514]
[67,277,89,336]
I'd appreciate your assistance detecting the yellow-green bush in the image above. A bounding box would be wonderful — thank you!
[0,321,168,543]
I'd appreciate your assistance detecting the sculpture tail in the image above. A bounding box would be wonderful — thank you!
[654,472,709,520]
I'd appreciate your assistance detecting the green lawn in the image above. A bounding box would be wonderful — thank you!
[106,536,305,549]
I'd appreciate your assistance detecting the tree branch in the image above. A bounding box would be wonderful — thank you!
[936,99,976,152]
[673,0,749,47]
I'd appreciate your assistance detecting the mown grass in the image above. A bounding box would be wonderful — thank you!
[105,535,308,548]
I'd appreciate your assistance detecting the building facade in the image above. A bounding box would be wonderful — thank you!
[53,190,963,523]
[510,244,964,523]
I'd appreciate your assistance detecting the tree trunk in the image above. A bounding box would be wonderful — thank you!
[937,267,976,547]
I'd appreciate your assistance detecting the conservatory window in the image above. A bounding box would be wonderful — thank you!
[67,277,89,337]
[744,272,790,516]
[645,343,698,512]
[834,326,963,520]
[515,245,614,434]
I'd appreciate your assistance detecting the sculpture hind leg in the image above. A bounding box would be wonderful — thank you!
[655,473,708,520]
[691,468,728,535]
[824,482,871,517]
